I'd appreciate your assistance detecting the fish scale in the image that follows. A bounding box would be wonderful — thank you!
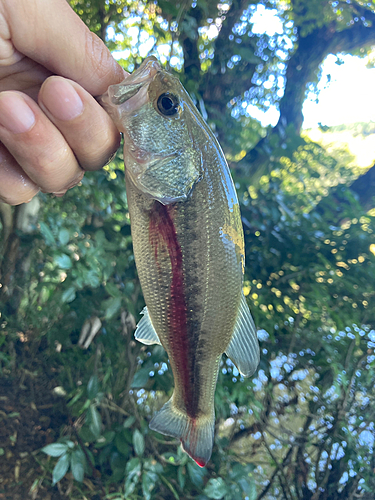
[100,56,260,466]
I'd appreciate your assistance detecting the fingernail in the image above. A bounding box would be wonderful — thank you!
[0,93,36,134]
[41,78,84,121]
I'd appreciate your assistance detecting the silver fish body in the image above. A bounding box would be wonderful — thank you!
[101,57,260,467]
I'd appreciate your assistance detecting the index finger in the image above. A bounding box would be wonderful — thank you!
[1,0,127,95]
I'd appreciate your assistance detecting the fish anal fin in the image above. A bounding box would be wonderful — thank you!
[134,307,161,346]
[225,293,260,377]
[149,399,214,467]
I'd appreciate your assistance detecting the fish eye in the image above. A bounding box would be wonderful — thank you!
[157,93,179,117]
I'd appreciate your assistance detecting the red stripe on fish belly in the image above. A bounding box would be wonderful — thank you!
[149,202,195,414]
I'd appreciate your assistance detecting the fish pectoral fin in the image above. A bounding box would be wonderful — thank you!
[225,292,260,377]
[149,398,214,468]
[134,307,162,345]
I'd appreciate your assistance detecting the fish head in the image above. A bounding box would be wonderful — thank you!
[101,57,203,204]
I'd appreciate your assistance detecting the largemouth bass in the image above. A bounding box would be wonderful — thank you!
[101,57,260,467]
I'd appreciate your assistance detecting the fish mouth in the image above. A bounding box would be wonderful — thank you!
[100,57,161,114]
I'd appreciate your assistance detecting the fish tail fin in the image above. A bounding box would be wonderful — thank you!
[149,398,214,467]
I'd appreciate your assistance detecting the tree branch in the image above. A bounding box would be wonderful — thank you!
[262,433,294,500]
[257,445,294,500]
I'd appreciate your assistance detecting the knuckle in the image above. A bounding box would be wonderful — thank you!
[33,146,66,177]
[0,188,38,206]
[31,144,78,192]
[80,135,119,170]
[72,116,120,170]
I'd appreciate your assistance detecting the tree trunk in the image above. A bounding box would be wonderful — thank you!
[350,163,375,212]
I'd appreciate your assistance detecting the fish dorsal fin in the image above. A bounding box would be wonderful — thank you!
[135,307,162,345]
[225,293,260,377]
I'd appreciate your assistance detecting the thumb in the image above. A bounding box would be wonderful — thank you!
[2,0,126,95]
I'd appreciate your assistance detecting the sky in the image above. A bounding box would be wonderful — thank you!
[302,54,375,129]
[251,53,375,129]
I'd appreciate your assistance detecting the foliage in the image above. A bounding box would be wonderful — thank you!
[42,441,87,484]
[290,0,375,37]
[1,0,375,499]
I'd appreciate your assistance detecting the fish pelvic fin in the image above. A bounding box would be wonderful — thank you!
[149,398,214,467]
[225,292,260,377]
[135,307,162,346]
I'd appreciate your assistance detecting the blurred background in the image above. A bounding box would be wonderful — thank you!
[0,1,374,499]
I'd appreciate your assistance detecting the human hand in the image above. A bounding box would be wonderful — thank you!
[0,0,127,205]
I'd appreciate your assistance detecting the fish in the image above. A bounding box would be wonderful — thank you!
[100,56,260,467]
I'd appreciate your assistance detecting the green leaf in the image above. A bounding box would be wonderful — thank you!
[29,478,39,494]
[55,254,72,269]
[105,282,121,298]
[67,389,83,408]
[204,478,228,499]
[125,457,141,496]
[123,416,136,428]
[124,282,134,294]
[131,366,150,388]
[39,222,55,246]
[158,0,179,15]
[62,286,76,303]
[111,466,126,482]
[124,478,138,496]
[41,443,68,457]
[133,429,145,456]
[122,428,133,445]
[236,46,261,64]
[87,374,99,400]
[236,477,255,498]
[178,466,186,490]
[88,405,102,438]
[70,448,85,482]
[247,481,257,500]
[143,459,163,474]
[187,462,207,488]
[65,440,75,449]
[79,426,97,444]
[84,270,100,288]
[177,445,188,465]
[58,228,70,246]
[52,453,70,485]
[142,470,158,500]
[98,445,112,467]
[252,399,264,410]
[95,430,116,449]
[110,451,127,474]
[104,297,121,319]
[115,432,131,456]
